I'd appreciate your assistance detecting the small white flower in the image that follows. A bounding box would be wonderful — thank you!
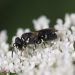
[64,14,71,29]
[70,13,75,25]
[8,63,14,73]
[32,16,50,30]
[16,28,24,37]
[0,30,8,43]
[24,28,31,33]
[0,42,9,54]
[56,18,63,25]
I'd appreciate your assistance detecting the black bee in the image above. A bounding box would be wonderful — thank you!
[21,28,57,47]
[13,37,25,50]
[13,28,57,51]
[21,32,41,49]
[38,28,57,42]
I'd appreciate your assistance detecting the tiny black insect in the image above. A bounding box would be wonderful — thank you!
[38,28,57,42]
[21,28,57,47]
[13,28,57,50]
[13,37,24,50]
[21,32,41,45]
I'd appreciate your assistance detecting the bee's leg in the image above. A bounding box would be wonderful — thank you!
[12,48,17,57]
[10,47,14,57]
[9,46,14,57]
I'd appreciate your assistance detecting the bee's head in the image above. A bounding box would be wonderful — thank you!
[13,37,24,50]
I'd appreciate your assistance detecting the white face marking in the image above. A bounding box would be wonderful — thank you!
[26,38,29,43]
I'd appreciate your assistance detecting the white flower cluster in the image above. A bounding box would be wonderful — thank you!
[0,14,75,75]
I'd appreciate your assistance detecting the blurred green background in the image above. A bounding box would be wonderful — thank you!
[0,0,75,43]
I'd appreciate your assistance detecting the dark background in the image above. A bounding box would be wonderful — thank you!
[0,0,75,42]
